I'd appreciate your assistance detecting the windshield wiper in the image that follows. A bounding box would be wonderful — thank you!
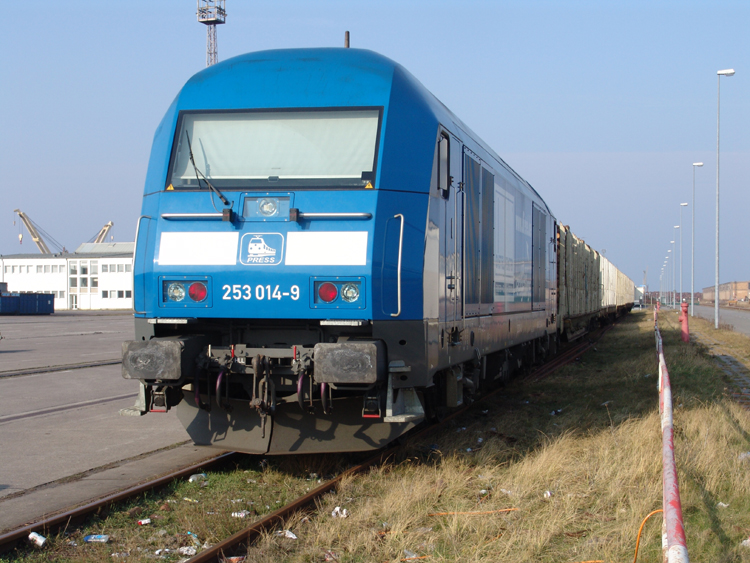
[184,131,230,206]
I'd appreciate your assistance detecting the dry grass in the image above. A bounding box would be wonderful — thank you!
[244,312,750,562]
[5,311,750,562]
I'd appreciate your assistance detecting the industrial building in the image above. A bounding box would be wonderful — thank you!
[0,243,134,311]
[702,281,750,303]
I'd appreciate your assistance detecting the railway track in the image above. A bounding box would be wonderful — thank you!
[525,324,614,383]
[0,452,241,555]
[0,324,614,560]
[0,359,122,379]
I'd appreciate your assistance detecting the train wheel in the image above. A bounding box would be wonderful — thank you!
[422,382,447,422]
[549,333,559,357]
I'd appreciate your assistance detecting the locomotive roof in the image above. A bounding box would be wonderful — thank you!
[157,48,550,215]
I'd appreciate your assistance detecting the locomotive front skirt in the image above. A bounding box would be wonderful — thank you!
[122,48,633,454]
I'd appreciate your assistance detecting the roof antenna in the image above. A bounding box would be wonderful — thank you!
[345,31,350,48]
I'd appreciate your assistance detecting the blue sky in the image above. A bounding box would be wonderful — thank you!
[1,0,747,292]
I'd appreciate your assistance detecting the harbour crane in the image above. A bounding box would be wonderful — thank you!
[14,209,52,254]
[93,221,114,244]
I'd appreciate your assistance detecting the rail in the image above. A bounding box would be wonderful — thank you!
[0,452,240,555]
[653,308,689,563]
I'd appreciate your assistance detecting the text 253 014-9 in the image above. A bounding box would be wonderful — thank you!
[221,284,300,301]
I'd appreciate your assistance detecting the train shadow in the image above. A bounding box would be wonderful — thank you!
[393,310,728,466]
[231,312,732,481]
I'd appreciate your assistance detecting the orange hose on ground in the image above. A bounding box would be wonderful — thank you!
[633,509,663,563]
[427,508,518,516]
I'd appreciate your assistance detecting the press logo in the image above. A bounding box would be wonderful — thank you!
[239,233,284,265]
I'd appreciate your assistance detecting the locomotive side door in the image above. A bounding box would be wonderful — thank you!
[531,203,547,311]
[439,131,463,324]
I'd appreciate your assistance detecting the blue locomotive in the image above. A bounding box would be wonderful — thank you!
[122,48,632,453]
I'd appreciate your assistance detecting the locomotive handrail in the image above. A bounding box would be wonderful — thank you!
[132,215,152,315]
[161,213,224,220]
[298,212,372,219]
[161,212,372,220]
[391,213,404,317]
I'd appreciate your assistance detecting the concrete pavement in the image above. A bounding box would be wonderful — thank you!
[0,312,227,533]
[692,304,750,337]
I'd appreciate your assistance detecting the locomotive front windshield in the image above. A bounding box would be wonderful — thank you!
[168,108,381,189]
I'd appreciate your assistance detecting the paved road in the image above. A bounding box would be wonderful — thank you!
[0,312,223,531]
[0,311,132,373]
[692,304,750,337]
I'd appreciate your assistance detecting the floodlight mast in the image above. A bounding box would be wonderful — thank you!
[197,0,226,67]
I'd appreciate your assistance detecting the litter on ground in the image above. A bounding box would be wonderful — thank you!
[331,506,350,518]
[28,532,46,547]
[83,535,109,543]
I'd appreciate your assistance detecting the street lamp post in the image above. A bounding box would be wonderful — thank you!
[691,163,703,316]
[662,263,666,304]
[716,68,735,329]
[679,207,687,306]
[671,238,680,307]
[668,249,673,307]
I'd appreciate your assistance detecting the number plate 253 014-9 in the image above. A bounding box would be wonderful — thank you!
[221,284,300,301]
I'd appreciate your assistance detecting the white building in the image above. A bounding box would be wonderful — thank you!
[0,242,134,311]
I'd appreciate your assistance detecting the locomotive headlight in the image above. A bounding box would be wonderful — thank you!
[167,282,186,302]
[341,282,360,303]
[258,198,279,217]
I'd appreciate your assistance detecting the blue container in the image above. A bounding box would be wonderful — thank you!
[36,294,55,315]
[0,295,20,314]
[10,293,55,315]
[19,293,36,314]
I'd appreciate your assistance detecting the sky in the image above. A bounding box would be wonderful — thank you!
[0,0,747,293]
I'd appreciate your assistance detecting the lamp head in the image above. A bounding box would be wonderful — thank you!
[717,69,735,76]
[680,203,688,207]
[693,162,703,167]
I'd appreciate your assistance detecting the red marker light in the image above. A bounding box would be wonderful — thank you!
[318,282,338,303]
[188,282,208,302]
